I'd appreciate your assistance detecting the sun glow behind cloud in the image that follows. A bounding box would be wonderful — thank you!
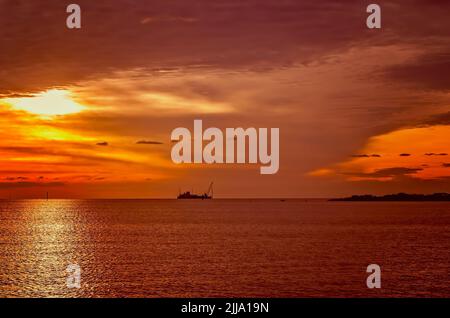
[0,86,174,195]
[2,89,84,116]
[72,72,234,115]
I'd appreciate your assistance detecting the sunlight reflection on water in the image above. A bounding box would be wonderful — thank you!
[0,199,449,297]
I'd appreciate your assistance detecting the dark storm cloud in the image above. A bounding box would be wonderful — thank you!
[385,53,450,91]
[2,0,449,94]
[96,142,108,146]
[443,163,450,168]
[399,153,411,157]
[423,112,450,126]
[346,167,423,178]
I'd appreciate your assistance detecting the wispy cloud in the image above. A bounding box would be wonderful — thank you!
[0,181,65,189]
[136,140,163,145]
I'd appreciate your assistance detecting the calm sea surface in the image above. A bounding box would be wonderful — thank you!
[0,199,449,297]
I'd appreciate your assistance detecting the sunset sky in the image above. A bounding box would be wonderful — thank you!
[0,0,449,198]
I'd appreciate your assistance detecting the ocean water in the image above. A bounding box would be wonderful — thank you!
[0,199,449,298]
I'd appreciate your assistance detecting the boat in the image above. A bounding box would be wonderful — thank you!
[177,182,213,199]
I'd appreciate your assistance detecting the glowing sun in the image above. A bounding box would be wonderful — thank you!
[3,89,84,116]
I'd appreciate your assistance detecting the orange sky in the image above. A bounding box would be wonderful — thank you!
[0,0,449,198]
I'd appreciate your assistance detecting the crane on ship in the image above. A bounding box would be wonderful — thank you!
[177,182,213,199]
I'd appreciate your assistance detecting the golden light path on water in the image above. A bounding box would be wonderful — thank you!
[7,200,97,297]
[1,199,449,297]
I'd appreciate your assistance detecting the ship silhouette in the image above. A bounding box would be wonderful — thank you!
[177,182,213,199]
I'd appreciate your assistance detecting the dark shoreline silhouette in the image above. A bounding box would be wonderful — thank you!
[330,193,450,202]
